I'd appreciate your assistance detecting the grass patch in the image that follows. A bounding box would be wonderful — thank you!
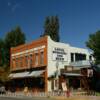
[96,92,100,96]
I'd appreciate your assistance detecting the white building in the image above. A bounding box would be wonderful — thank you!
[47,36,93,91]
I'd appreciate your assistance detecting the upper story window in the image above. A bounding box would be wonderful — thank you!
[71,53,74,62]
[40,52,44,65]
[30,54,33,68]
[75,53,86,61]
[25,55,28,67]
[20,56,23,67]
[35,53,38,66]
[89,55,92,61]
[70,53,87,62]
[12,58,15,68]
[16,57,19,68]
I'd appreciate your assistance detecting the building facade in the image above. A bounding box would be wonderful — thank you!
[9,36,93,92]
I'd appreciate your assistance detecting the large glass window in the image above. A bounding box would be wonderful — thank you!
[75,53,86,61]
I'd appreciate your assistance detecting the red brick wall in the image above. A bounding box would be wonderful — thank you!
[10,36,48,71]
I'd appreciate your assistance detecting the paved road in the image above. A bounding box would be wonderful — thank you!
[1,96,100,100]
[0,97,53,100]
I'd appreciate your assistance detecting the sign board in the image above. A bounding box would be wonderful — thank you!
[52,48,67,61]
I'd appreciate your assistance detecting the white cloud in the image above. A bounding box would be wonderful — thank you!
[12,4,20,12]
[7,2,11,6]
[7,1,21,12]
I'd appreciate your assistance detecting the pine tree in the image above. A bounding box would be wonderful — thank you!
[42,16,60,42]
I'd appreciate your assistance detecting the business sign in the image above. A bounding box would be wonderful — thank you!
[52,47,67,61]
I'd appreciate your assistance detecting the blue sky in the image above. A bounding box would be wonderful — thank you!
[0,0,100,48]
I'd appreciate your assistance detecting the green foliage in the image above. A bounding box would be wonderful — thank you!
[42,16,60,42]
[0,39,4,48]
[0,66,10,82]
[0,26,26,67]
[5,26,25,47]
[86,30,100,64]
[96,92,100,96]
[0,39,5,66]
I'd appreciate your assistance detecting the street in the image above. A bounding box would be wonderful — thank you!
[1,96,100,100]
[0,97,53,100]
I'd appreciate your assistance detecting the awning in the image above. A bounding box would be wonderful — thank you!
[9,70,45,78]
[9,73,14,77]
[28,70,45,77]
[62,73,83,77]
[9,71,29,78]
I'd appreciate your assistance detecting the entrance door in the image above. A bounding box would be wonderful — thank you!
[69,77,80,89]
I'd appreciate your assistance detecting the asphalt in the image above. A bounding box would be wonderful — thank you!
[0,97,53,100]
[0,97,56,100]
[0,96,100,100]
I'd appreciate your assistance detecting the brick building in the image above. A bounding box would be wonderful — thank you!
[10,36,48,92]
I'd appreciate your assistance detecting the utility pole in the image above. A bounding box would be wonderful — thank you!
[56,61,59,91]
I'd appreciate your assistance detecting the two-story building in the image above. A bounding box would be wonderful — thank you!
[9,36,93,92]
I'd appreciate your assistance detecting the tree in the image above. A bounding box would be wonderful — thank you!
[86,30,100,64]
[42,16,60,42]
[0,39,4,66]
[4,26,26,66]
[43,16,50,36]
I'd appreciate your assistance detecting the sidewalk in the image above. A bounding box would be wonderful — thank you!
[51,95,100,100]
[0,91,100,100]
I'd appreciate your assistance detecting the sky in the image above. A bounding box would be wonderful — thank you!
[0,0,100,48]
